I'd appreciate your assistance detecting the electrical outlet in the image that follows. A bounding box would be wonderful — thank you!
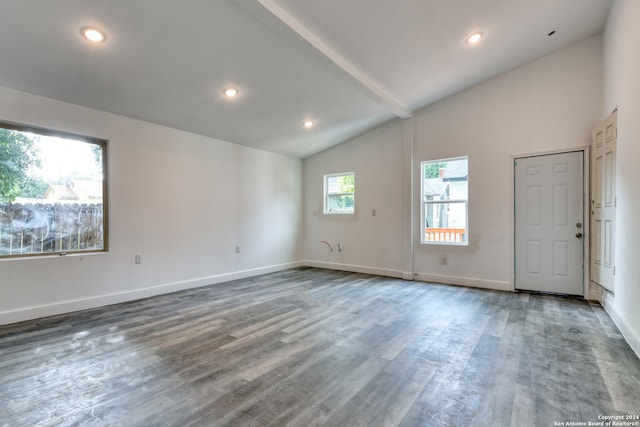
[372,209,376,216]
[135,254,142,264]
[235,246,240,254]
[441,255,447,266]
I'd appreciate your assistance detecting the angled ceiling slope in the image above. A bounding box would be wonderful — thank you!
[0,0,611,158]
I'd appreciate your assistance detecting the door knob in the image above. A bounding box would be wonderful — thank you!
[576,232,583,238]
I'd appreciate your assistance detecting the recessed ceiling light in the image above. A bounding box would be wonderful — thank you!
[223,88,238,97]
[80,26,107,43]
[303,120,314,129]
[466,32,483,44]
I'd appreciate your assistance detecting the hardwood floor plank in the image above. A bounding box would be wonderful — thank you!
[1,267,639,426]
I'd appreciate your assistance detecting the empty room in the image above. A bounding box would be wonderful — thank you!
[1,0,639,426]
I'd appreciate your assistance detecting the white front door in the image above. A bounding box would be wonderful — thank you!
[515,151,584,295]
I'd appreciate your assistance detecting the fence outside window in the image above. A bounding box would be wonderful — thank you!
[0,202,103,256]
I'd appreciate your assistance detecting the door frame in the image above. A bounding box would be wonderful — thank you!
[510,146,590,297]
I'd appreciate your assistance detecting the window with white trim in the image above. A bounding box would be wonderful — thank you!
[324,172,354,214]
[421,157,468,245]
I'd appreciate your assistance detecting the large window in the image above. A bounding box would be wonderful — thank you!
[0,121,108,258]
[324,172,355,214]
[421,156,468,245]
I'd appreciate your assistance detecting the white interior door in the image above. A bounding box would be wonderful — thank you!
[515,151,584,295]
[591,112,616,292]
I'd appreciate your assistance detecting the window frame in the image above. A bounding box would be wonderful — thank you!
[420,156,468,246]
[323,172,355,215]
[0,120,109,259]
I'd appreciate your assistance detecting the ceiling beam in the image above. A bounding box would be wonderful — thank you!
[234,0,412,119]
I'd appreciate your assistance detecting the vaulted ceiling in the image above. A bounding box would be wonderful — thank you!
[0,0,612,158]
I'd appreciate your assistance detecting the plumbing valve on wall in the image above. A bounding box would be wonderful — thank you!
[319,240,347,268]
[320,240,333,252]
[320,241,344,253]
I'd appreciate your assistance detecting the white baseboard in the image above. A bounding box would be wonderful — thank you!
[402,271,415,281]
[414,272,513,292]
[303,262,511,291]
[0,261,303,326]
[303,260,403,279]
[602,292,640,359]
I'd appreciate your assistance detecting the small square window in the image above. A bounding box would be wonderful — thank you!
[324,172,354,214]
[421,157,468,245]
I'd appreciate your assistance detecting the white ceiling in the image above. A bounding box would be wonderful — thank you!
[0,0,612,158]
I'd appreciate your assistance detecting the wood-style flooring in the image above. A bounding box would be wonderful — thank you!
[1,268,639,426]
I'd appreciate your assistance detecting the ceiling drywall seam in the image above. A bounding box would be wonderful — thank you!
[234,0,412,119]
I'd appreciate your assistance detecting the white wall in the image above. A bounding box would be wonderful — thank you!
[602,0,640,356]
[303,35,603,291]
[303,119,404,277]
[413,34,603,290]
[0,86,303,325]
